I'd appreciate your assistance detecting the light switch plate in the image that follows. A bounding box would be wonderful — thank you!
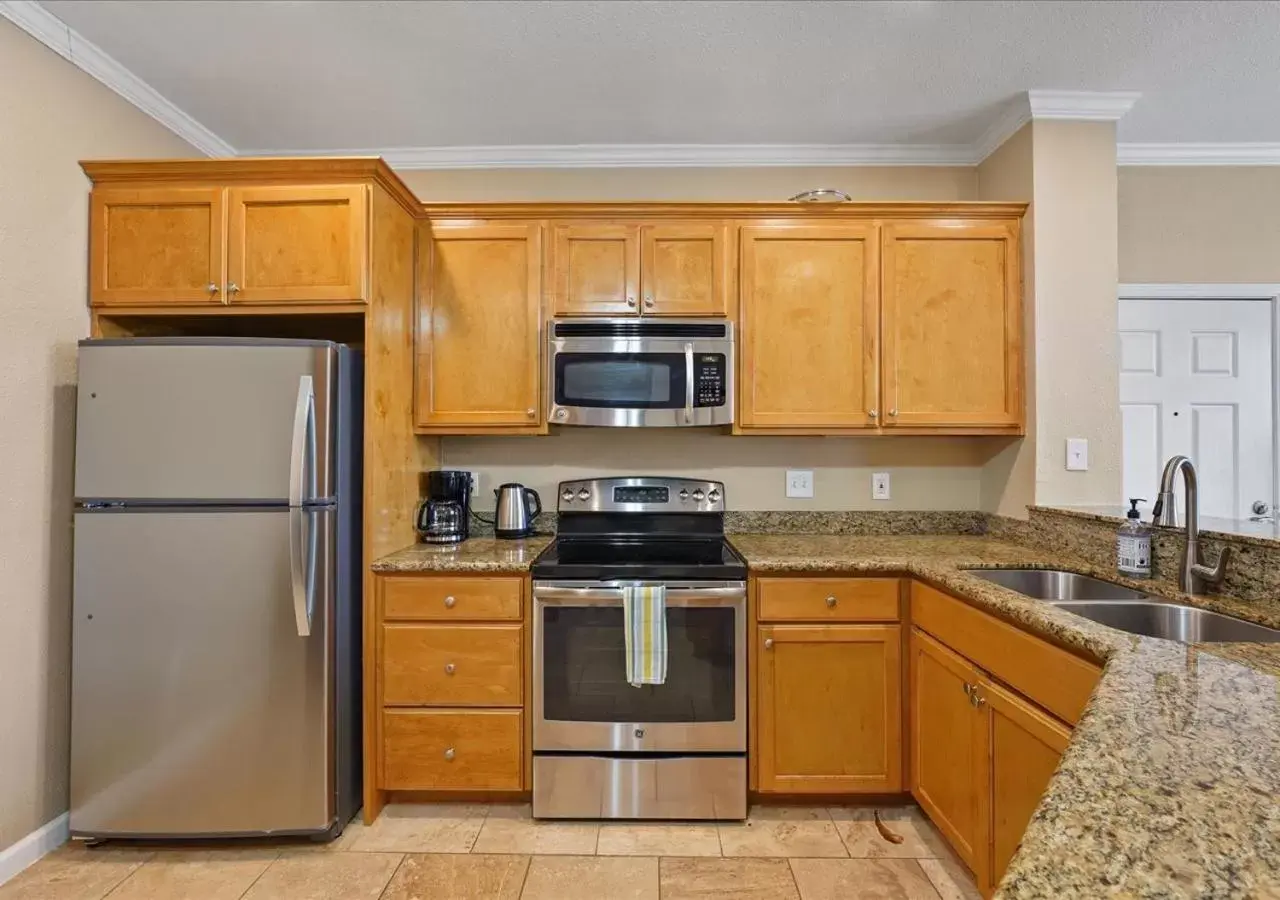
[1065,439,1089,471]
[872,472,891,500]
[785,470,814,499]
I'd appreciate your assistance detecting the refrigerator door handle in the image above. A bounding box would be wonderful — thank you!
[289,508,314,637]
[289,375,315,507]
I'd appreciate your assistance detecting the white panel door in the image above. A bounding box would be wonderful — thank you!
[1119,299,1274,520]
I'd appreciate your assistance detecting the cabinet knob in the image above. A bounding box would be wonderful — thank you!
[764,638,774,649]
[526,408,536,418]
[444,747,456,761]
[227,282,241,294]
[889,409,899,417]
[644,296,655,308]
[444,663,456,675]
[444,595,456,608]
[869,409,878,419]
[825,595,837,608]
[962,682,974,697]
[206,282,218,295]
[626,296,637,308]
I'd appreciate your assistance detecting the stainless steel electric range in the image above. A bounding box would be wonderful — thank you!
[530,476,748,820]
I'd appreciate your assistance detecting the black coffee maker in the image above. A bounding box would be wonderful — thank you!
[416,470,472,544]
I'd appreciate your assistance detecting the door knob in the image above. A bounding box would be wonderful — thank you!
[764,638,774,649]
[526,408,536,418]
[644,296,655,309]
[206,283,218,295]
[869,409,878,419]
[444,748,456,761]
[227,282,240,295]
[962,682,974,697]
[626,296,637,308]
[444,663,456,675]
[825,595,837,608]
[444,595,456,608]
[1253,501,1271,515]
[888,409,899,417]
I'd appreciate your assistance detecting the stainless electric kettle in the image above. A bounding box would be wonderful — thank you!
[493,483,541,539]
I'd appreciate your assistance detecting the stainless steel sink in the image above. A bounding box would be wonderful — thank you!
[963,568,1151,601]
[1049,601,1280,643]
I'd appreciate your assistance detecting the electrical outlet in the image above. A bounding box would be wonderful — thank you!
[785,469,814,499]
[1065,438,1089,472]
[872,472,891,501]
[461,470,480,494]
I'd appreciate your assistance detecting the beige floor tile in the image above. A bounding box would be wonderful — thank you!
[919,858,983,900]
[469,805,598,856]
[342,803,488,853]
[659,857,800,900]
[381,854,529,900]
[0,845,151,900]
[519,856,658,900]
[104,849,278,900]
[790,858,943,900]
[595,822,721,857]
[241,851,402,900]
[718,807,846,859]
[829,807,949,859]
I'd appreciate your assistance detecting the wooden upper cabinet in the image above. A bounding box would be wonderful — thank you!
[881,221,1022,429]
[757,624,902,794]
[226,184,368,304]
[89,187,225,306]
[982,677,1070,893]
[551,223,639,316]
[416,222,543,431]
[639,223,728,316]
[910,628,986,876]
[738,225,879,430]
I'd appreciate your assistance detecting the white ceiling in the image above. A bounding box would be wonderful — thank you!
[17,0,1280,164]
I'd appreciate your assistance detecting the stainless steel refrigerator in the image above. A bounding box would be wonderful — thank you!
[70,338,362,840]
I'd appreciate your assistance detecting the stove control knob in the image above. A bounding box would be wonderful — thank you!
[708,489,721,503]
[679,489,690,501]
[562,489,575,502]
[692,489,705,501]
[578,488,591,501]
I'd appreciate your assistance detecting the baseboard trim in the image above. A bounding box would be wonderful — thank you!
[0,813,69,886]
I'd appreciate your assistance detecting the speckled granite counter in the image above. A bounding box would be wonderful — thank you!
[730,534,1280,900]
[371,536,552,574]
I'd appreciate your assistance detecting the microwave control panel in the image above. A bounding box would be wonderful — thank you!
[694,354,727,407]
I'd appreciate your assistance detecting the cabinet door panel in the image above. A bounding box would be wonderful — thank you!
[882,221,1021,428]
[983,678,1070,893]
[89,188,225,306]
[739,225,879,429]
[757,624,902,793]
[226,185,367,303]
[552,224,638,316]
[416,222,542,429]
[640,223,727,316]
[910,628,985,873]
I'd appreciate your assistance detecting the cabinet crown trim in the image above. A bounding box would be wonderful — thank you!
[421,202,1028,220]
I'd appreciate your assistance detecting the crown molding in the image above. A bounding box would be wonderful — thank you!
[971,99,1032,164]
[0,0,232,157]
[1117,142,1280,166]
[1026,90,1142,121]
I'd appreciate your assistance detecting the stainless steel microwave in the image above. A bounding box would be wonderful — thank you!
[546,319,734,427]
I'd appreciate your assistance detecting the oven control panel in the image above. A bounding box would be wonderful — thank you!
[556,477,725,513]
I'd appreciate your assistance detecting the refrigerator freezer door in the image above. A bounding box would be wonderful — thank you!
[75,341,335,503]
[70,507,335,837]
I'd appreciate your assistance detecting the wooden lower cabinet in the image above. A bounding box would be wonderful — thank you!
[382,623,522,706]
[757,623,902,793]
[382,709,523,790]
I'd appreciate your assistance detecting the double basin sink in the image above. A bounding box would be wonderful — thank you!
[964,569,1280,644]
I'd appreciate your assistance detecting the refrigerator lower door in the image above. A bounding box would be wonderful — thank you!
[70,507,336,837]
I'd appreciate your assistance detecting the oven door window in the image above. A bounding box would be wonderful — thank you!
[554,353,685,409]
[541,605,736,723]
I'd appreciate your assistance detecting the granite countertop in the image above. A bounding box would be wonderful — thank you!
[730,534,1280,899]
[371,536,553,574]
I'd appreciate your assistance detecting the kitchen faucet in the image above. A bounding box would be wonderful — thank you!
[1151,456,1231,594]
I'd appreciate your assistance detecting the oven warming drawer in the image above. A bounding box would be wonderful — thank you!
[533,755,746,820]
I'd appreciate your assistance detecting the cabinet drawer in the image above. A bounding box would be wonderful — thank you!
[757,578,900,622]
[383,624,522,706]
[911,582,1100,725]
[382,710,522,790]
[381,576,522,621]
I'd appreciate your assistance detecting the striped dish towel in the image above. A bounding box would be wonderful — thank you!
[622,584,667,686]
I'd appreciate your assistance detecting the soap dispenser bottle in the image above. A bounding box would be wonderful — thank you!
[1117,498,1153,579]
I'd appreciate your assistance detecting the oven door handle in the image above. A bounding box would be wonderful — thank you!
[532,585,745,604]
[683,342,695,424]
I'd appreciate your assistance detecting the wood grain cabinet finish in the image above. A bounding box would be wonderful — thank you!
[88,187,225,306]
[381,576,523,622]
[756,624,903,793]
[382,709,523,790]
[639,222,728,316]
[551,223,639,316]
[416,222,543,431]
[382,624,523,706]
[880,220,1022,429]
[756,577,900,622]
[738,224,880,430]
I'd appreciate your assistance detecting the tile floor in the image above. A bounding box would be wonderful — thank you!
[0,804,983,900]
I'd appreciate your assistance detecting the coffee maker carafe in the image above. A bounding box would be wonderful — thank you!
[416,470,472,544]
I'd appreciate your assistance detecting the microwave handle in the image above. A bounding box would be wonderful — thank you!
[683,342,694,424]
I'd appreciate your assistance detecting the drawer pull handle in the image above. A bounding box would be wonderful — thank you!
[444,747,456,761]
[825,595,837,608]
[443,595,456,608]
[764,638,774,650]
[444,663,456,675]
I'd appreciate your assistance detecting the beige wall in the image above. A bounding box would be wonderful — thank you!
[1119,167,1280,283]
[401,166,977,202]
[0,21,199,852]
[444,431,1001,512]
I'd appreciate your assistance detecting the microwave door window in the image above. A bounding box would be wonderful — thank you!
[556,353,685,409]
